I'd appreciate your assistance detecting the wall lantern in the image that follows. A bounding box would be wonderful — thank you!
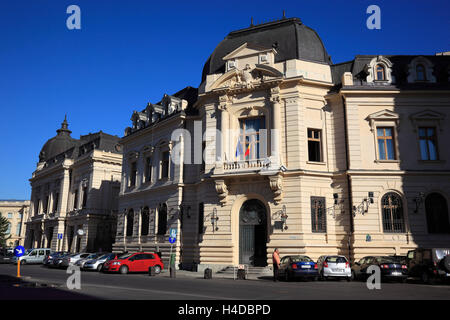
[352,191,374,216]
[211,207,219,232]
[280,205,288,230]
[414,192,425,213]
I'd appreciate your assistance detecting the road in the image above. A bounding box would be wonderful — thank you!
[0,264,449,300]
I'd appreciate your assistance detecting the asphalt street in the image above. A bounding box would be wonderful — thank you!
[0,264,449,300]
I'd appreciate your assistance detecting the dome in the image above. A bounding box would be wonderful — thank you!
[201,17,332,82]
[39,117,78,162]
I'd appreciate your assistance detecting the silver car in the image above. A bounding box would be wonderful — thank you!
[317,255,352,281]
[75,253,102,269]
[83,253,117,272]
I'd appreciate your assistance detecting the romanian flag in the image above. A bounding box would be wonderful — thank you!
[244,143,251,157]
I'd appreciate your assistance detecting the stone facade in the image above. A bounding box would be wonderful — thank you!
[0,200,29,247]
[114,17,450,270]
[25,118,122,252]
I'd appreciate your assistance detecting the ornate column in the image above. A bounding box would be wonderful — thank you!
[218,94,230,162]
[270,86,282,167]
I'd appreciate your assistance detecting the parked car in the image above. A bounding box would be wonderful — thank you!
[12,248,51,265]
[43,251,67,266]
[351,256,408,282]
[103,252,164,274]
[406,248,450,284]
[388,255,407,264]
[50,252,72,268]
[59,253,90,268]
[83,253,118,272]
[317,255,352,281]
[0,251,14,264]
[278,255,318,281]
[75,253,102,269]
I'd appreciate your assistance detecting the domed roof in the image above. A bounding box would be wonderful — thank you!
[201,17,331,82]
[39,117,78,162]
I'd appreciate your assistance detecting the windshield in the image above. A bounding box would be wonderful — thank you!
[290,256,313,263]
[374,256,395,264]
[325,256,347,263]
[118,253,132,260]
[86,254,98,259]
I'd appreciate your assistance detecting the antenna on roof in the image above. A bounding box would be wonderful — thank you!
[282,10,286,19]
[250,17,254,27]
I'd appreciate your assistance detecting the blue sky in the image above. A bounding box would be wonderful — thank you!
[0,0,449,199]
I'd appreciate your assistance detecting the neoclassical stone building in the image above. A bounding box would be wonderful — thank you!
[0,200,29,247]
[114,17,450,270]
[25,118,122,252]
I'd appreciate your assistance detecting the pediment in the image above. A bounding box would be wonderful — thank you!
[410,109,445,121]
[210,64,283,90]
[366,109,399,121]
[222,42,276,61]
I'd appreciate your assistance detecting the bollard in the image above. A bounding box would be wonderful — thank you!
[170,266,176,278]
[204,268,212,279]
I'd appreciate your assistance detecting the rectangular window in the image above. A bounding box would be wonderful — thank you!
[201,142,206,172]
[7,213,13,219]
[16,224,21,236]
[144,157,152,183]
[161,151,170,179]
[198,202,204,235]
[307,129,322,162]
[377,127,396,160]
[419,127,438,160]
[53,193,59,213]
[311,197,326,233]
[43,195,49,214]
[73,189,79,210]
[238,117,265,160]
[82,187,88,208]
[34,200,40,215]
[6,223,11,235]
[130,162,137,187]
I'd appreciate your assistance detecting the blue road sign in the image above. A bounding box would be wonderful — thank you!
[14,246,25,257]
[169,237,176,244]
[57,233,63,240]
[169,228,177,238]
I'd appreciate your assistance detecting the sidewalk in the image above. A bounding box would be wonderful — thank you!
[159,269,274,281]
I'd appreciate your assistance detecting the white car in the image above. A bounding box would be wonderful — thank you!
[317,255,352,281]
[83,253,117,271]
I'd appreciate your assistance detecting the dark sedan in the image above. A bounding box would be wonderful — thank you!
[351,256,408,282]
[278,255,319,281]
[43,252,68,266]
[0,252,14,264]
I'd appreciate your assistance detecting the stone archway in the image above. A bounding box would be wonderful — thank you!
[238,199,267,266]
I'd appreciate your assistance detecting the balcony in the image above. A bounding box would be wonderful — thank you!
[223,159,265,171]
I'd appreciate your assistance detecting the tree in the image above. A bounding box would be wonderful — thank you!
[0,216,11,248]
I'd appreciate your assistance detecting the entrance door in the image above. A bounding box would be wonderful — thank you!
[239,199,267,266]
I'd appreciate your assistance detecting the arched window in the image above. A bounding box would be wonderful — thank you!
[416,64,426,81]
[375,64,386,81]
[157,203,167,235]
[141,207,150,236]
[381,192,405,233]
[425,193,450,234]
[126,209,134,237]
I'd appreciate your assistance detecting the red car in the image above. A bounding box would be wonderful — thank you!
[103,252,164,274]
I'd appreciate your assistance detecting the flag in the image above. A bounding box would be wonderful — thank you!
[235,137,243,158]
[244,143,251,157]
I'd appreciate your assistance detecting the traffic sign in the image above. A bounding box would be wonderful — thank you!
[14,246,25,257]
[57,233,63,240]
[169,237,176,244]
[169,228,177,238]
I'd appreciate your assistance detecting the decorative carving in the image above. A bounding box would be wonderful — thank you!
[269,174,283,205]
[214,179,228,206]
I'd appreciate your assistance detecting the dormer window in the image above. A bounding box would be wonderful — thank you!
[416,64,426,81]
[375,64,385,81]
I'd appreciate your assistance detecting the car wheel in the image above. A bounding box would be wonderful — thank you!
[421,272,431,284]
[154,265,161,274]
[320,271,326,281]
[346,276,352,282]
[97,264,103,272]
[351,270,356,281]
[119,265,128,274]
